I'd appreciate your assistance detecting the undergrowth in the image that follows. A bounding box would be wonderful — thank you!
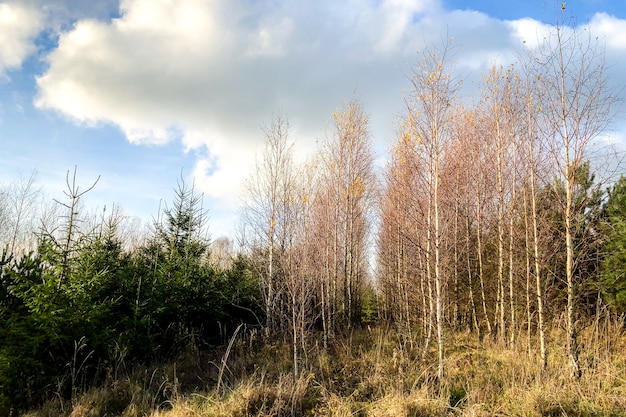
[23,319,626,417]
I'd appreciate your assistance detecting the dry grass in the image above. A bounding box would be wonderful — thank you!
[24,318,626,417]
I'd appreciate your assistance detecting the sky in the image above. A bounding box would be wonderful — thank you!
[1,0,626,241]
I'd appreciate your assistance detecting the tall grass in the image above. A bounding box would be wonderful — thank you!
[25,317,626,417]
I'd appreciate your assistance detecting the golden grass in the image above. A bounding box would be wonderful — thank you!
[24,318,626,417]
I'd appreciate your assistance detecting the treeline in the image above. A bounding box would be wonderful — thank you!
[238,15,626,388]
[2,10,626,417]
[376,24,623,380]
[235,12,626,384]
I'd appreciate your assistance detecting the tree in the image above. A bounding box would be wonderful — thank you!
[481,65,525,344]
[404,39,462,379]
[240,114,298,334]
[155,175,210,281]
[316,100,376,329]
[37,167,100,288]
[4,171,40,254]
[531,13,615,377]
[448,110,485,336]
[145,176,217,353]
[457,109,496,336]
[378,127,423,343]
[285,166,316,376]
[600,176,626,313]
[519,73,550,369]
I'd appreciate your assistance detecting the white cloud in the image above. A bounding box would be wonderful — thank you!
[587,12,626,50]
[246,16,294,57]
[35,0,444,208]
[32,0,626,226]
[374,0,438,53]
[35,0,227,144]
[0,2,42,75]
[506,17,553,49]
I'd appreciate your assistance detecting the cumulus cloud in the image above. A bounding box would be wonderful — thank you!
[506,17,554,49]
[35,0,439,206]
[0,2,43,75]
[32,0,626,211]
[588,12,626,51]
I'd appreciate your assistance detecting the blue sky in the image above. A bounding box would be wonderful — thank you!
[444,0,623,21]
[1,0,626,241]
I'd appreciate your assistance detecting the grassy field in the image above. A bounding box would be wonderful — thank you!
[25,318,626,417]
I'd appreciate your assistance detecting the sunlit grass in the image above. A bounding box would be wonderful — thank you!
[25,318,626,417]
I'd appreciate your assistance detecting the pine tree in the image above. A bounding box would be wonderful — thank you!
[600,176,626,313]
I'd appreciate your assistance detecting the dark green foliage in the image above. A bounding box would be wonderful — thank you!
[138,178,228,353]
[217,254,263,328]
[0,178,262,415]
[0,231,140,414]
[360,282,379,324]
[448,384,467,409]
[600,176,626,314]
[536,162,604,315]
[0,250,71,414]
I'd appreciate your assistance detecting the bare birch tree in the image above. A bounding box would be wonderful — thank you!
[405,40,462,379]
[378,130,423,344]
[316,100,376,329]
[519,70,550,368]
[530,13,615,377]
[241,114,297,334]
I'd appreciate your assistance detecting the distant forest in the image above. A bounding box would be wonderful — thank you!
[2,15,626,416]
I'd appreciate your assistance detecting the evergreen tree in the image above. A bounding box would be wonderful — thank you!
[537,162,604,316]
[600,176,626,313]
